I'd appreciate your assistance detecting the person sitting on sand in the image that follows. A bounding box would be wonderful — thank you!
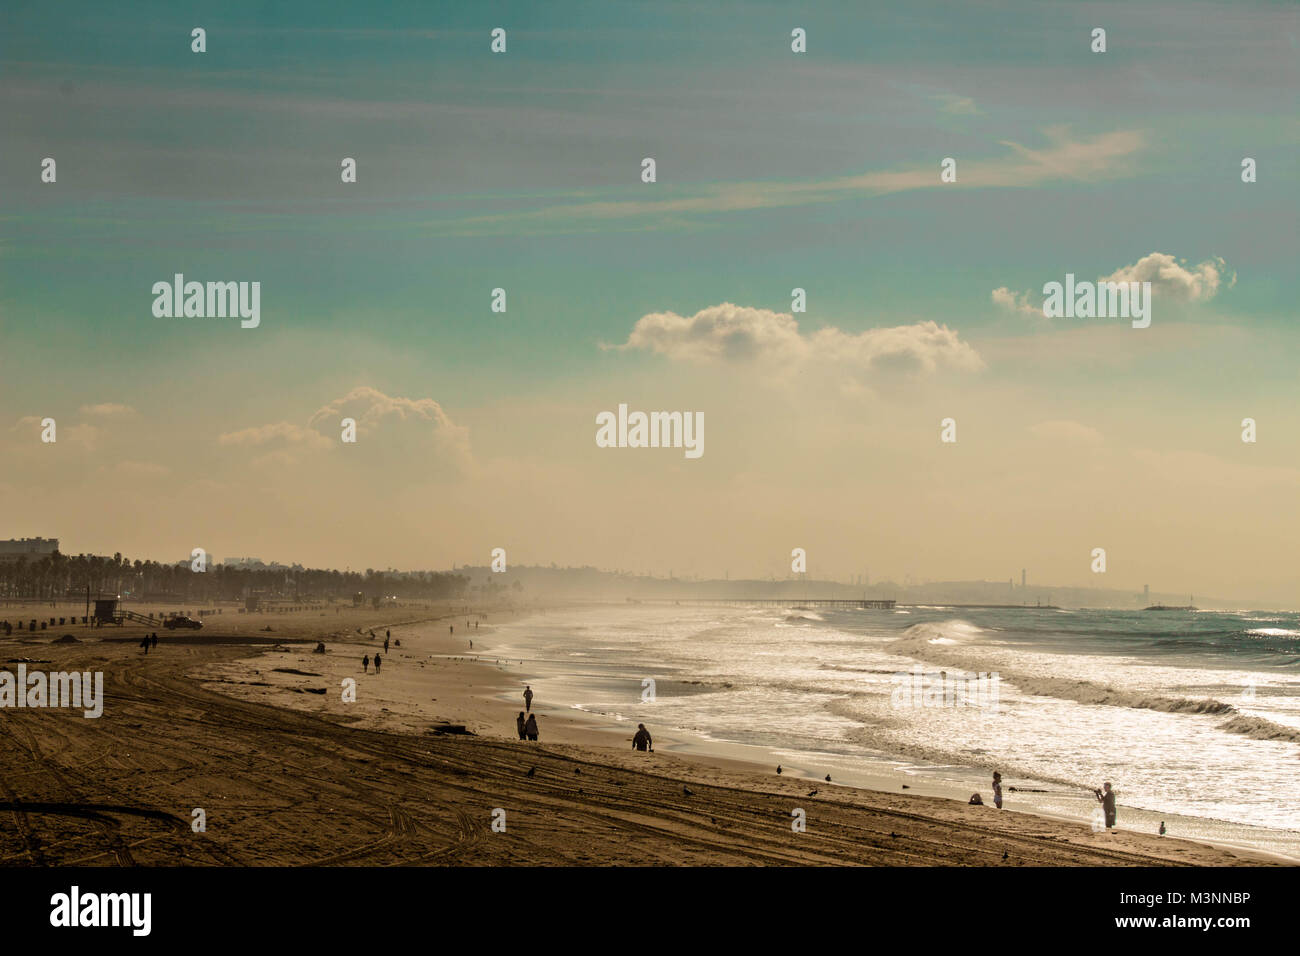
[524,713,539,741]
[992,771,1003,810]
[1094,782,1117,829]
[516,711,527,740]
[969,793,983,805]
[632,723,653,752]
[363,654,370,673]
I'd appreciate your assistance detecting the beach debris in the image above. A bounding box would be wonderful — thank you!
[682,786,694,796]
[901,784,910,789]
[1002,850,1009,860]
[273,668,321,676]
[54,634,80,643]
[808,789,819,797]
[526,767,535,778]
[427,723,474,736]
[574,768,581,774]
[312,642,326,654]
[825,774,832,782]
[890,832,899,839]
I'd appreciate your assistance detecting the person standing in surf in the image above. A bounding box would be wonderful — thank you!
[993,771,1003,810]
[1094,782,1117,829]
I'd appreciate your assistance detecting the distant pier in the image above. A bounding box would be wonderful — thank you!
[631,598,896,609]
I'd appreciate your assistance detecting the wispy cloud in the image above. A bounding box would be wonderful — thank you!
[446,126,1146,233]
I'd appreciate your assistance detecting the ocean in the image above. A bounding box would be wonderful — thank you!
[487,603,1300,860]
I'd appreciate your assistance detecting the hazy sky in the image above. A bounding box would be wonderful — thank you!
[1,1,1297,604]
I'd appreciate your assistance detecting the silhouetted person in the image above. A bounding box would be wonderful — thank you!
[450,625,454,635]
[524,713,538,741]
[140,637,150,654]
[516,711,527,740]
[1095,782,1117,829]
[362,654,370,673]
[993,771,1003,810]
[374,653,382,673]
[384,637,390,652]
[386,628,390,642]
[151,633,158,649]
[632,723,653,752]
[1159,821,1167,836]
[523,685,533,712]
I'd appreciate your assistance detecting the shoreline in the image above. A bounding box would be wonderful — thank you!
[0,602,1286,866]
[196,608,1287,865]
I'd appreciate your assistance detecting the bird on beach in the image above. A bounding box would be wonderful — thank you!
[776,765,782,775]
[1002,851,1009,861]
[825,774,832,782]
[808,789,819,797]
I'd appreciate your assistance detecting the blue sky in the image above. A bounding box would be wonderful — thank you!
[1,1,1297,603]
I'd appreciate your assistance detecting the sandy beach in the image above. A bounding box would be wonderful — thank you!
[0,602,1279,867]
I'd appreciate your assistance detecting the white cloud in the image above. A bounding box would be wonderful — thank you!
[218,421,333,449]
[219,387,472,474]
[991,287,1040,315]
[1100,252,1234,303]
[992,251,1233,320]
[613,303,983,379]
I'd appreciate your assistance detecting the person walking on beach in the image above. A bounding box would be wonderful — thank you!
[992,771,1003,810]
[1094,782,1117,829]
[632,723,653,752]
[374,653,382,673]
[516,711,527,740]
[151,633,158,650]
[524,713,539,741]
[141,636,150,655]
[384,636,390,653]
[523,685,533,712]
[362,654,370,673]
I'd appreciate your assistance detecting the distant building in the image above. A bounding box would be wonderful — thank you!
[0,537,59,562]
[1021,568,1026,589]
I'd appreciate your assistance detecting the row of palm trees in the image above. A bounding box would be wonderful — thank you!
[0,551,469,604]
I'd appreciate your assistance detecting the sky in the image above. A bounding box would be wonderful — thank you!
[1,0,1297,605]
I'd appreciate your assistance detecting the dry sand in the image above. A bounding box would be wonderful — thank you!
[0,602,1279,866]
